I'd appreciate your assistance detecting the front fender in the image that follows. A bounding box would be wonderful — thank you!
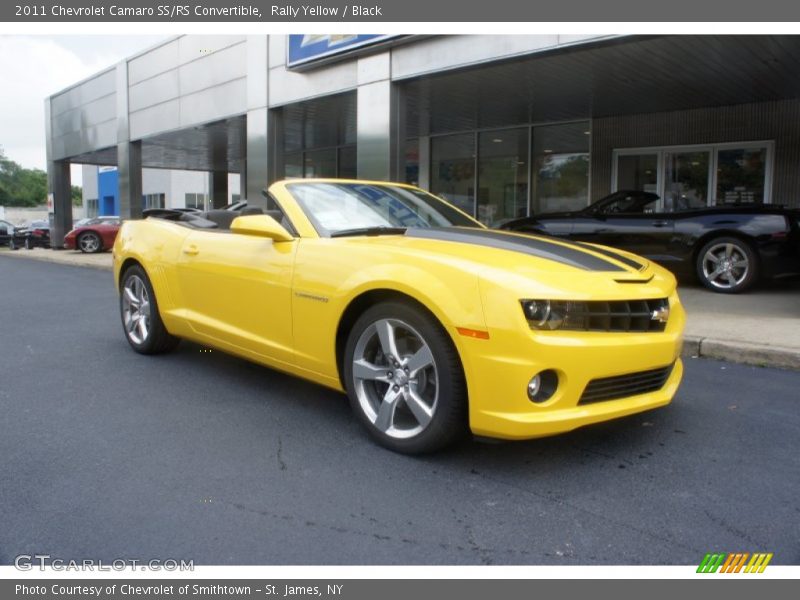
[290,241,487,381]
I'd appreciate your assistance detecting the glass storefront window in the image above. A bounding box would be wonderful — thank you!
[430,134,475,215]
[532,123,590,214]
[404,139,419,186]
[338,146,357,179]
[717,147,766,204]
[284,153,303,179]
[477,128,528,224]
[303,148,337,178]
[617,154,659,194]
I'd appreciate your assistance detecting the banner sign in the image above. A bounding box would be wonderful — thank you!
[287,34,400,68]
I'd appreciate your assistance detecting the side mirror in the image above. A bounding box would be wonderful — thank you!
[230,214,294,242]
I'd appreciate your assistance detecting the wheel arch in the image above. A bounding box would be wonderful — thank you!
[118,257,145,291]
[334,288,464,390]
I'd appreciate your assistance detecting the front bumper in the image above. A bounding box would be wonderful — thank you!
[460,291,686,440]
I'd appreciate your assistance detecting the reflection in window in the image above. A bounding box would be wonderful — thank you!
[431,134,475,216]
[304,148,337,178]
[477,129,528,225]
[664,151,709,211]
[404,139,419,186]
[617,154,658,194]
[532,122,590,214]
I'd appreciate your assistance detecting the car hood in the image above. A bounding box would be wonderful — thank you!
[335,227,657,285]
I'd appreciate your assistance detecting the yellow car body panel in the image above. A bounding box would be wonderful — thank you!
[113,179,685,441]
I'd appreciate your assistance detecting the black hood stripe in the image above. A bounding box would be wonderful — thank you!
[406,228,627,272]
[572,241,645,270]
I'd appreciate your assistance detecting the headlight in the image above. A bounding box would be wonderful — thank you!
[520,299,566,330]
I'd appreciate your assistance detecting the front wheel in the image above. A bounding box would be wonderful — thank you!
[120,265,179,354]
[8,239,18,250]
[24,238,33,250]
[343,301,467,454]
[696,237,758,293]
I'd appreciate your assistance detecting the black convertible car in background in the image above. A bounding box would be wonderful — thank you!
[499,191,800,293]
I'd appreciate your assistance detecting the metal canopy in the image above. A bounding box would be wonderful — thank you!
[403,35,800,137]
[69,116,246,171]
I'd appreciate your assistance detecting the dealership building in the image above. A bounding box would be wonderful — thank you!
[46,34,800,246]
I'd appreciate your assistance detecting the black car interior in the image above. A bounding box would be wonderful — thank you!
[143,203,296,236]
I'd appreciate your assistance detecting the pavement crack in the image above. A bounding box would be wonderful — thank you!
[276,437,287,471]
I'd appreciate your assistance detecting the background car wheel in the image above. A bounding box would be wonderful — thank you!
[696,237,758,294]
[24,238,33,250]
[343,301,467,454]
[78,232,102,254]
[120,265,180,354]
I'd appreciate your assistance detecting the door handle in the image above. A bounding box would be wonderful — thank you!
[652,220,670,227]
[183,244,199,256]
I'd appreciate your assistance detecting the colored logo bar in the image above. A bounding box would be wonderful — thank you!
[697,552,773,573]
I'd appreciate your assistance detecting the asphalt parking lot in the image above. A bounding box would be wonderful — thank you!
[1,257,798,565]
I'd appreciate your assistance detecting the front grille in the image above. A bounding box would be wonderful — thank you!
[556,298,669,332]
[579,364,674,405]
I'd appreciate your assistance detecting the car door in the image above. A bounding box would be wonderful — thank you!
[176,229,297,365]
[569,196,675,259]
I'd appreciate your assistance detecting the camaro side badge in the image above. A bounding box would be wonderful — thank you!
[651,306,670,323]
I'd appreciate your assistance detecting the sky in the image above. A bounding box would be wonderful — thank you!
[0,35,169,184]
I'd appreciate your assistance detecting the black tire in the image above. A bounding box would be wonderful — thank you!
[8,239,18,250]
[695,236,758,294]
[119,265,180,354]
[78,231,102,254]
[24,238,33,250]
[343,301,467,454]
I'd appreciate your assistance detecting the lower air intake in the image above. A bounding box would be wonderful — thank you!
[579,364,674,404]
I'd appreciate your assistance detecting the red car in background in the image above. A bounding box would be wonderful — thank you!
[64,217,121,253]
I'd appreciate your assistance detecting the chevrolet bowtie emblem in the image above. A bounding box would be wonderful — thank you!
[651,306,670,323]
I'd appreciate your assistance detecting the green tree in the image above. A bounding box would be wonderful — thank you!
[71,185,82,207]
[0,145,80,207]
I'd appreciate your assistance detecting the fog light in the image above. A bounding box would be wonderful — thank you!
[527,375,541,398]
[527,370,558,403]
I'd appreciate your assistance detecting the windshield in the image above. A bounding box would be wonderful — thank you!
[285,182,482,237]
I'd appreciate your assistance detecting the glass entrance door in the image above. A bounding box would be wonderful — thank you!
[663,150,710,211]
[614,143,771,210]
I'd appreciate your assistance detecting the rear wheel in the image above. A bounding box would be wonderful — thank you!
[120,265,179,354]
[696,237,758,293]
[78,231,102,253]
[343,301,467,454]
[24,238,33,250]
[8,239,18,250]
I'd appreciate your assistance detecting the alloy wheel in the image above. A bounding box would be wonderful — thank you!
[122,275,151,345]
[701,242,749,290]
[351,318,438,440]
[79,233,100,253]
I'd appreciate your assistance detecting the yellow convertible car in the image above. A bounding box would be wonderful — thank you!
[113,179,685,454]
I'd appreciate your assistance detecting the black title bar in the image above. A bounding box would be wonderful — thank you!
[5,0,800,22]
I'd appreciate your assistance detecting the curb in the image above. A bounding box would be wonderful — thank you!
[683,335,800,371]
[0,249,112,271]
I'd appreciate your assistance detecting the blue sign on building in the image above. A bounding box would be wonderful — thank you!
[97,167,119,216]
[287,34,399,68]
